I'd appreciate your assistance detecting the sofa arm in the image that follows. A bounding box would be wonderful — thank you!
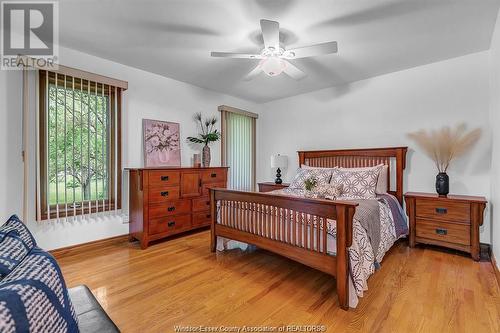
[68,285,120,333]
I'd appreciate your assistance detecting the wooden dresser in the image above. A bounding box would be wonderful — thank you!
[404,192,487,260]
[128,167,228,249]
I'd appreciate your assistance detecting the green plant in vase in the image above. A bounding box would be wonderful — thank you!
[304,177,318,197]
[187,112,221,167]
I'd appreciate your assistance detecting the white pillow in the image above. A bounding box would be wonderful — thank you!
[331,165,382,199]
[337,164,388,194]
[289,168,333,190]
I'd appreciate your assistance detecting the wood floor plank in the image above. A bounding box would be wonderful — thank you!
[56,231,500,333]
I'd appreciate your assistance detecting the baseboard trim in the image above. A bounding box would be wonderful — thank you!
[50,234,129,259]
[492,253,500,289]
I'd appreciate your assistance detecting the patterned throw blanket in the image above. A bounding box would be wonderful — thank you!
[377,194,409,238]
[349,199,382,260]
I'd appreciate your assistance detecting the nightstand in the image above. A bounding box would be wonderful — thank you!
[258,182,289,193]
[404,192,487,261]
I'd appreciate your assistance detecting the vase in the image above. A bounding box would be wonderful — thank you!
[435,172,449,196]
[202,145,211,167]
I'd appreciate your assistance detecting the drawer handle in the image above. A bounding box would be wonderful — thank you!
[435,228,448,235]
[160,191,169,197]
[167,221,175,227]
[206,201,210,205]
[435,207,447,214]
[211,173,217,178]
[167,206,176,212]
[206,214,211,218]
[161,176,169,181]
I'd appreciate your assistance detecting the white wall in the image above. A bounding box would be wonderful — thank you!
[258,51,493,243]
[0,46,260,250]
[489,9,500,267]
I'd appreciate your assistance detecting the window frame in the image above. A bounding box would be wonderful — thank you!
[38,70,122,220]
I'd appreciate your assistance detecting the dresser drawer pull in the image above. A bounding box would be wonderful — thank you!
[435,207,447,214]
[211,173,217,178]
[435,228,448,235]
[160,191,169,197]
[206,201,210,205]
[167,206,175,212]
[206,214,211,218]
[161,176,169,181]
[167,221,175,227]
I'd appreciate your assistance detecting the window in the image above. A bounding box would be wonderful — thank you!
[219,105,257,191]
[38,70,122,220]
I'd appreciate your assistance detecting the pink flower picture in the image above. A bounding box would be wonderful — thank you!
[143,119,181,167]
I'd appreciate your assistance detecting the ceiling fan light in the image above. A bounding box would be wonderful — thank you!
[260,57,286,77]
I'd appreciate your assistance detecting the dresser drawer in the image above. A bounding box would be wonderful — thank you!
[416,199,470,224]
[416,219,470,246]
[202,182,227,196]
[192,196,211,212]
[149,200,191,219]
[148,171,180,187]
[201,169,226,183]
[192,211,212,227]
[148,186,180,203]
[149,214,191,236]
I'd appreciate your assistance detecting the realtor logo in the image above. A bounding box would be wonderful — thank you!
[1,1,58,70]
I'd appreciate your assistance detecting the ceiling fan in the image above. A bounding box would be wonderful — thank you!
[210,19,338,81]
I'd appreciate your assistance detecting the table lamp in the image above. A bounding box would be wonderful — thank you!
[271,154,288,184]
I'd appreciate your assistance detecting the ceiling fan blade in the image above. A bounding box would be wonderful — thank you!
[283,61,307,80]
[284,41,338,59]
[260,19,280,50]
[211,52,263,59]
[243,65,262,81]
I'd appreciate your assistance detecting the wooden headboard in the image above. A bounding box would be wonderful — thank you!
[298,147,408,204]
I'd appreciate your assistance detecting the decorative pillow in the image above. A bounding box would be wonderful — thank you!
[0,247,79,332]
[289,168,333,190]
[313,183,343,200]
[331,166,382,199]
[0,230,31,278]
[0,215,36,249]
[337,164,388,194]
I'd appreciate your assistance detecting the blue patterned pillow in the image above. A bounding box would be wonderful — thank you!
[0,215,36,249]
[0,248,79,332]
[0,216,37,279]
[0,231,31,278]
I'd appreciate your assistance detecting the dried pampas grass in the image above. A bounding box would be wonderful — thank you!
[408,124,481,172]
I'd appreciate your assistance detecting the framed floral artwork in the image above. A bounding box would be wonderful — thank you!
[143,119,181,167]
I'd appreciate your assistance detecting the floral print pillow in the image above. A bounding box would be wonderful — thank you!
[331,166,381,199]
[313,183,344,200]
[289,168,333,190]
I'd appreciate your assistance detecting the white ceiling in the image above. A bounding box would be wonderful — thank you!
[59,0,500,103]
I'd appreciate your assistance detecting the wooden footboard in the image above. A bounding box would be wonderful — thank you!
[210,188,358,310]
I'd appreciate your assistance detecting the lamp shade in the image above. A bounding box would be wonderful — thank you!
[271,154,288,169]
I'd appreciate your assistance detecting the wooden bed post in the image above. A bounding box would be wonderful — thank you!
[335,205,354,310]
[210,189,217,252]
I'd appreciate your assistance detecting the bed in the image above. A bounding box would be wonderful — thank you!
[209,147,408,310]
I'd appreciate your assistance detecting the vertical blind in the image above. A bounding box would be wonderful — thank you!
[220,106,257,191]
[37,70,122,220]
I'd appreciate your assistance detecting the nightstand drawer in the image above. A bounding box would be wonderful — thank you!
[416,219,470,246]
[416,199,470,223]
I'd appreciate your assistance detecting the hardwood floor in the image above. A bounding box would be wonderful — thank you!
[55,230,500,333]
